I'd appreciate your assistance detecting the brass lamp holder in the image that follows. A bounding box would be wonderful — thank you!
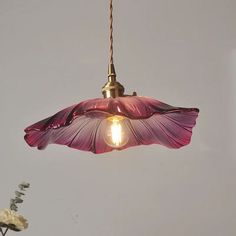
[102,63,125,98]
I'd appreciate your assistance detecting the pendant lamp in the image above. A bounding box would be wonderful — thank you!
[24,0,199,154]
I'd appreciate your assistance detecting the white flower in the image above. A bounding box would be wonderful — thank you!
[0,209,28,231]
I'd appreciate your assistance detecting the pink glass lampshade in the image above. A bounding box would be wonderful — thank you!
[24,96,199,154]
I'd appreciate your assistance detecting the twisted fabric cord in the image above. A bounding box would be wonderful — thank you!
[109,0,114,64]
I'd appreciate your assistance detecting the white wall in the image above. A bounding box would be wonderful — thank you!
[0,0,235,235]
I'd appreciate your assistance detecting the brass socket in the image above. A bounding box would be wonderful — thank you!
[102,64,125,98]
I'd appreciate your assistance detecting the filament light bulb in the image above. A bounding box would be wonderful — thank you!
[104,116,129,148]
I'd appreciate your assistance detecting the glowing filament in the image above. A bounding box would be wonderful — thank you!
[111,118,122,147]
[104,116,129,148]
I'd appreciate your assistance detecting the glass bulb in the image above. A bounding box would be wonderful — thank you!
[104,115,129,148]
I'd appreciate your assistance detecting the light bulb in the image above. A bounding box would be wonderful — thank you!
[104,115,129,148]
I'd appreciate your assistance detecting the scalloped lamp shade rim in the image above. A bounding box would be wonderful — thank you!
[24,96,199,154]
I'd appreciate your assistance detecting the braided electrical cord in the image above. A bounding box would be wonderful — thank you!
[109,0,114,64]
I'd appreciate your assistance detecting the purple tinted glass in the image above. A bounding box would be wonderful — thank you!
[24,96,199,154]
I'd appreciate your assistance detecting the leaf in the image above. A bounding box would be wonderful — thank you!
[14,197,23,204]
[15,191,25,197]
[10,199,16,204]
[10,203,18,211]
[18,182,30,190]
